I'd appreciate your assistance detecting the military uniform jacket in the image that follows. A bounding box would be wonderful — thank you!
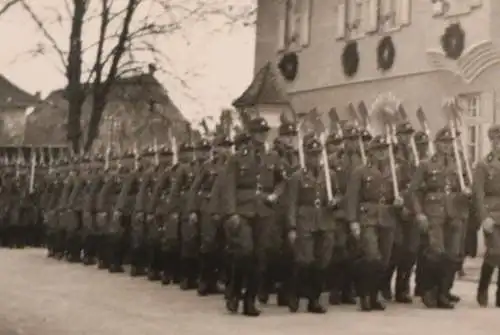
[66,174,87,212]
[329,149,363,220]
[134,168,157,214]
[46,178,64,213]
[96,174,121,213]
[287,167,336,232]
[82,173,105,213]
[168,162,199,215]
[409,153,470,219]
[186,159,224,214]
[473,152,500,224]
[57,175,74,212]
[149,165,178,215]
[346,159,400,227]
[115,171,141,216]
[219,146,285,218]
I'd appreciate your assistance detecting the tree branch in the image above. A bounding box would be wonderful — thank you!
[0,0,20,16]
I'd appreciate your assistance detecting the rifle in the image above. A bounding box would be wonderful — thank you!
[378,107,400,200]
[416,107,435,156]
[397,104,420,166]
[348,103,367,164]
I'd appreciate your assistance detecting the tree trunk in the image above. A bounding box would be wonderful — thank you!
[65,0,86,154]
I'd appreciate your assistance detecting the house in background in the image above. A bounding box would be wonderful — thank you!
[24,66,188,151]
[251,0,491,254]
[0,74,39,144]
[251,0,497,166]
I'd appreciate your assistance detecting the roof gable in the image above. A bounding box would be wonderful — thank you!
[0,74,38,108]
[232,62,291,108]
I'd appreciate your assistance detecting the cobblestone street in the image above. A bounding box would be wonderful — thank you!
[0,249,498,335]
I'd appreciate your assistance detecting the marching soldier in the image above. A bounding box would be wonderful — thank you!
[191,131,233,296]
[64,156,85,262]
[108,151,136,273]
[45,160,65,257]
[220,116,285,317]
[409,126,471,309]
[54,157,73,259]
[473,124,500,307]
[286,134,338,314]
[144,146,174,282]
[168,138,210,290]
[347,134,402,311]
[382,120,419,303]
[81,154,105,265]
[328,123,364,305]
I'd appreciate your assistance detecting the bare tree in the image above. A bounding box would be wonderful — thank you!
[15,0,256,153]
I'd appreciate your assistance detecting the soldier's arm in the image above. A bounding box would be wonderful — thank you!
[166,166,185,214]
[408,163,427,215]
[186,166,206,214]
[207,171,223,215]
[219,157,237,217]
[272,154,288,197]
[286,172,300,231]
[472,162,487,223]
[114,175,133,211]
[149,172,168,212]
[346,167,363,223]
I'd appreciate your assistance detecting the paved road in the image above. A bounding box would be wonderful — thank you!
[0,249,498,335]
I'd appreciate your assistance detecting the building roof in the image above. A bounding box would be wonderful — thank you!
[232,61,291,108]
[0,74,39,108]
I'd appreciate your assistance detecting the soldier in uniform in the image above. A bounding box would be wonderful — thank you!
[220,116,285,317]
[144,146,174,282]
[412,131,432,297]
[170,138,211,290]
[347,134,402,311]
[152,143,192,285]
[191,132,233,296]
[54,157,73,259]
[258,116,300,306]
[409,126,470,309]
[80,154,104,265]
[64,156,85,262]
[286,134,338,314]
[328,124,364,305]
[473,124,500,307]
[45,158,65,257]
[107,151,136,273]
[131,147,156,277]
[382,121,419,303]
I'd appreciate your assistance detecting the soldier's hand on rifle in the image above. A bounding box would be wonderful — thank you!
[146,213,155,222]
[349,222,361,239]
[227,214,241,228]
[327,197,339,209]
[462,187,472,196]
[481,217,495,234]
[393,196,404,207]
[416,213,429,231]
[170,212,179,222]
[266,193,278,204]
[188,212,198,224]
[288,229,297,243]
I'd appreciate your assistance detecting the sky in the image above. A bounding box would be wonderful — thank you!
[0,0,256,123]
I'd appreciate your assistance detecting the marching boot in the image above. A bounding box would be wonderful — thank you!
[328,261,343,305]
[161,252,175,285]
[370,264,386,311]
[307,268,326,314]
[287,266,301,313]
[444,261,461,303]
[421,260,438,308]
[242,266,261,317]
[477,262,494,307]
[381,262,395,301]
[436,263,455,309]
[395,262,413,304]
[242,293,260,317]
[225,262,242,314]
[357,263,371,312]
[198,254,212,296]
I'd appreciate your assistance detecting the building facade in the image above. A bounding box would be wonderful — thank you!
[251,0,499,167]
[0,74,39,144]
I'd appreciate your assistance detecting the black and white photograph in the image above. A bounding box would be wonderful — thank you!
[0,0,499,334]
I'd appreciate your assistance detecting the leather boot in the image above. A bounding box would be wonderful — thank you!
[307,268,326,314]
[287,267,300,313]
[495,268,500,308]
[395,266,413,304]
[242,294,260,317]
[197,255,211,296]
[477,262,493,307]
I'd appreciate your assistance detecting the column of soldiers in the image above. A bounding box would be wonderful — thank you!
[3,100,500,317]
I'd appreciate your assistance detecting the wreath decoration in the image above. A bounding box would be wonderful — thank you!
[377,36,396,71]
[440,23,465,60]
[278,52,299,81]
[341,41,359,77]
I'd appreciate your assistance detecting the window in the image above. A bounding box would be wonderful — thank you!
[346,0,364,37]
[466,124,480,164]
[460,93,482,164]
[461,93,481,117]
[381,0,399,30]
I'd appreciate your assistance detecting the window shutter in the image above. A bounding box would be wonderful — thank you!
[336,1,347,40]
[366,0,379,33]
[300,0,312,47]
[397,0,411,26]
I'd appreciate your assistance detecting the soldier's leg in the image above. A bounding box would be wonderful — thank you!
[328,221,349,305]
[422,216,449,308]
[198,213,218,296]
[495,268,500,307]
[224,216,253,314]
[477,260,494,307]
[258,214,282,305]
[395,218,420,303]
[287,232,313,313]
[130,214,146,276]
[356,225,377,312]
[160,214,181,285]
[308,231,334,314]
[179,214,200,290]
